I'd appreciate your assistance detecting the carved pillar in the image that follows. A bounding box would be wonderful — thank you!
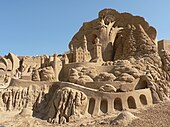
[92,97,101,116]
[121,97,129,110]
[54,54,58,81]
[107,98,115,114]
[53,54,62,81]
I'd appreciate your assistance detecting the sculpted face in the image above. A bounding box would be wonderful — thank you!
[0,69,6,84]
[0,62,11,88]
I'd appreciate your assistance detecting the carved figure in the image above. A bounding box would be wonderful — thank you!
[40,66,55,81]
[32,68,40,81]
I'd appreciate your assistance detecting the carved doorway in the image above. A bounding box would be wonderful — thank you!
[88,98,95,115]
[140,94,147,105]
[127,96,136,109]
[114,98,123,111]
[100,99,108,113]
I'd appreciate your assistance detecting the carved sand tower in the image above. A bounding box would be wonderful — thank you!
[92,37,103,63]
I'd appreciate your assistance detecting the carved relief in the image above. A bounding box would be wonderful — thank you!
[44,87,87,124]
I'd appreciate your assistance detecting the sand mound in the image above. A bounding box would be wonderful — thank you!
[111,111,138,126]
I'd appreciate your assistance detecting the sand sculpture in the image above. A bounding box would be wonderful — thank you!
[0,9,170,125]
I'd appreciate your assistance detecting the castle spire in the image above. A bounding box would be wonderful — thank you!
[83,35,88,51]
[92,37,103,64]
[70,44,74,52]
[95,37,100,45]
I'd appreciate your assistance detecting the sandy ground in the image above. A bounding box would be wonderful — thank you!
[0,101,170,127]
[127,101,170,127]
[92,101,170,127]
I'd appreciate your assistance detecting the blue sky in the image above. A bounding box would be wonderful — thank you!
[0,0,170,56]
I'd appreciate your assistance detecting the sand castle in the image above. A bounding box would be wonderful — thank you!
[0,9,170,125]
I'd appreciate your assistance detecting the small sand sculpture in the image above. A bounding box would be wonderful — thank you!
[0,9,170,127]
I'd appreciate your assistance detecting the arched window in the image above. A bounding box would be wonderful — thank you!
[114,98,123,111]
[139,94,147,105]
[88,98,95,115]
[100,99,108,113]
[127,96,136,109]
